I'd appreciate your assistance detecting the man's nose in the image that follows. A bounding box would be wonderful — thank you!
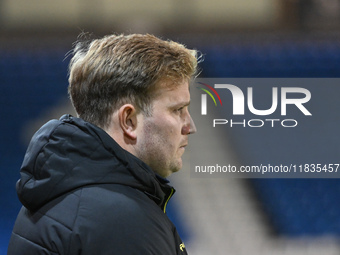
[182,114,197,135]
[189,115,197,134]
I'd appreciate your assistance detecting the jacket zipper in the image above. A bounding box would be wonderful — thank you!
[163,188,174,213]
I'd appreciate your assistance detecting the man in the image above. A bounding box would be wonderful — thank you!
[8,34,198,254]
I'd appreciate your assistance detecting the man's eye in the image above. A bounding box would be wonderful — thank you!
[173,108,182,115]
[177,107,184,112]
[174,105,188,115]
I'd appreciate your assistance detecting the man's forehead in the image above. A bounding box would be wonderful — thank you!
[154,79,190,94]
[151,80,190,105]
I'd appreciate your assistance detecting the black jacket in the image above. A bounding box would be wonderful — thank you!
[8,115,188,255]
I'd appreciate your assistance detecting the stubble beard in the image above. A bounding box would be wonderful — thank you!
[136,123,182,178]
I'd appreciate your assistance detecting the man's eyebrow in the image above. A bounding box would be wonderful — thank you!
[175,101,190,107]
[169,101,190,109]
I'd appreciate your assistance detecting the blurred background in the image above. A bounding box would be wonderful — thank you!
[1,0,340,254]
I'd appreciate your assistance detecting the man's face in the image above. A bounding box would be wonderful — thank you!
[135,80,196,178]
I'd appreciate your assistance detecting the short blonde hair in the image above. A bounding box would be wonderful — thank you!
[68,33,199,128]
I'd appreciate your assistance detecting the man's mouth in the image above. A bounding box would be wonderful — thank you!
[180,144,187,152]
[180,143,188,148]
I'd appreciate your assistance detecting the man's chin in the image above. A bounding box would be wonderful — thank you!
[169,161,182,175]
[157,159,182,178]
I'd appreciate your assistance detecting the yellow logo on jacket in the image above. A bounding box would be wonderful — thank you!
[179,243,185,251]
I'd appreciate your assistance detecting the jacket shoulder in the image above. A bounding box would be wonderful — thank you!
[8,189,82,254]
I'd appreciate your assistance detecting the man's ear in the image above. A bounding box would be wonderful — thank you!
[117,104,139,140]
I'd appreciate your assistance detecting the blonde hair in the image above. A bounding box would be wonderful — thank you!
[68,33,199,128]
